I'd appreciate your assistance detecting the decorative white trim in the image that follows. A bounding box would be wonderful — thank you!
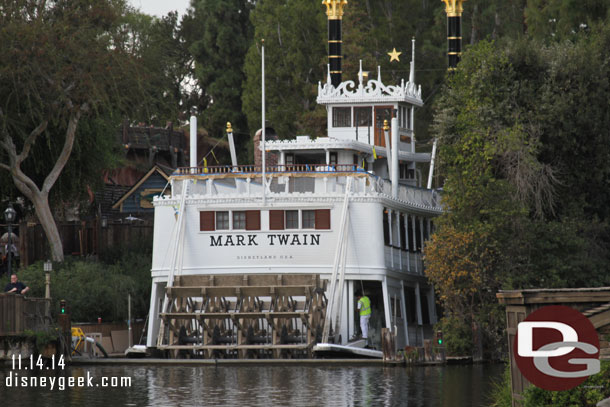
[154,191,442,215]
[263,137,431,162]
[317,62,423,106]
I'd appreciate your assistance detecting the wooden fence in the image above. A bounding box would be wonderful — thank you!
[5,220,154,268]
[0,294,51,336]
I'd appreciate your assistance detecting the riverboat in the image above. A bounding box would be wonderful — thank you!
[146,0,443,358]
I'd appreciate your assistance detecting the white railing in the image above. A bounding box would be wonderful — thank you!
[384,246,424,275]
[165,169,442,213]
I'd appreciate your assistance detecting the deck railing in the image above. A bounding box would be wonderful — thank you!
[174,164,365,176]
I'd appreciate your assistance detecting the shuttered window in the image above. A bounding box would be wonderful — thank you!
[269,210,285,230]
[246,210,261,230]
[200,211,215,231]
[315,209,331,230]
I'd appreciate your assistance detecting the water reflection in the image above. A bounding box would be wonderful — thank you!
[0,363,504,406]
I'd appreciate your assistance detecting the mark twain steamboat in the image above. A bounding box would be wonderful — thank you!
[146,0,443,358]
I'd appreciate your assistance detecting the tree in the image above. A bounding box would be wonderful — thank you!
[427,26,610,355]
[187,0,252,155]
[122,10,197,125]
[242,0,327,140]
[0,0,145,261]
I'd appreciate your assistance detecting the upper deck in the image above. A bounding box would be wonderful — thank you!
[158,164,442,216]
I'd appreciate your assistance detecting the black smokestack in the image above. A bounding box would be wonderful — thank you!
[442,0,465,70]
[323,1,348,86]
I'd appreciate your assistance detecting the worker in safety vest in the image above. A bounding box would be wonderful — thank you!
[356,293,371,342]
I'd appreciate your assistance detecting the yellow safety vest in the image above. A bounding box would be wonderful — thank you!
[358,296,371,316]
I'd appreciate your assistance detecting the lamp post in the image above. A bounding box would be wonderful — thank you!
[4,203,16,277]
[44,260,52,318]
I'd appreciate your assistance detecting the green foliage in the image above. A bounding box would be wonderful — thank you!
[187,0,252,163]
[525,0,610,42]
[492,361,610,407]
[121,10,196,125]
[18,247,152,323]
[436,316,473,356]
[490,363,513,407]
[23,328,60,350]
[427,25,610,357]
[523,361,610,406]
[242,0,327,141]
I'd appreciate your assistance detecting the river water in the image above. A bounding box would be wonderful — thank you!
[0,363,504,406]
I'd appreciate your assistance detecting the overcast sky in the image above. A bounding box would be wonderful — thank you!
[128,0,191,18]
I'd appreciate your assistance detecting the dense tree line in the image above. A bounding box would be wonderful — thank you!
[425,23,610,356]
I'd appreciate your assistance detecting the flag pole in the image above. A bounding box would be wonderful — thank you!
[261,39,266,205]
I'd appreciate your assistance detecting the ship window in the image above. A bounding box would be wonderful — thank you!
[315,209,331,230]
[407,215,414,252]
[216,211,229,230]
[269,210,285,230]
[391,298,402,319]
[246,210,261,231]
[302,210,315,228]
[354,106,372,127]
[233,211,246,230]
[400,214,406,250]
[383,209,389,246]
[200,211,215,231]
[420,294,430,324]
[404,287,417,323]
[285,210,298,229]
[332,107,351,127]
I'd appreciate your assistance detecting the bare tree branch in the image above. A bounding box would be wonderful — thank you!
[41,103,86,194]
[16,120,48,164]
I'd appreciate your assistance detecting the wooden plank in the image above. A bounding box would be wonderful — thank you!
[161,312,306,320]
[590,310,610,329]
[158,344,310,350]
[173,274,322,288]
[167,285,315,298]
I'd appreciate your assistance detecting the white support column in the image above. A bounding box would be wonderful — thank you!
[325,150,330,166]
[410,107,415,153]
[382,277,392,335]
[396,212,402,271]
[400,280,410,346]
[415,282,424,346]
[341,280,349,344]
[405,215,411,272]
[411,215,418,274]
[147,281,165,347]
[388,209,394,268]
[420,217,425,257]
[348,280,354,339]
[391,117,399,198]
[280,151,285,165]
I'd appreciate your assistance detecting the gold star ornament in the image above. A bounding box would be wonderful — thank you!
[388,48,401,62]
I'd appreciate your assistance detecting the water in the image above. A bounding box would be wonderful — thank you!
[0,363,504,406]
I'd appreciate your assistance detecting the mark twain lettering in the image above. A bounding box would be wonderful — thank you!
[209,234,321,247]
